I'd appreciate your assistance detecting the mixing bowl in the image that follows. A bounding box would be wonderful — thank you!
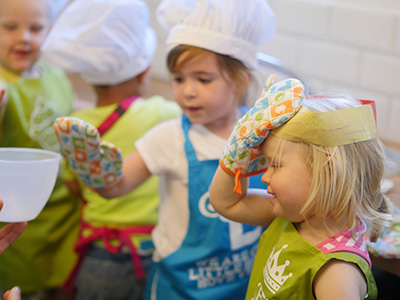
[0,148,61,222]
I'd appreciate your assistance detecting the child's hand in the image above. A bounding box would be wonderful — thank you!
[3,286,21,300]
[53,117,123,192]
[220,75,303,193]
[0,199,27,255]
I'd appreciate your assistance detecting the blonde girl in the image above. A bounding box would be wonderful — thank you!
[210,76,390,299]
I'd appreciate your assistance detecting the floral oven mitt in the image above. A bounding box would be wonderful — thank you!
[54,117,122,191]
[220,75,304,194]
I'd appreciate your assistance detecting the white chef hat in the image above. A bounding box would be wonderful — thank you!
[156,0,275,70]
[45,0,71,24]
[41,0,156,85]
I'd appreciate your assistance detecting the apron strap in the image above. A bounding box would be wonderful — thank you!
[97,96,139,136]
[182,114,200,163]
[63,221,154,290]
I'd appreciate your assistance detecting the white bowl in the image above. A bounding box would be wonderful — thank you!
[0,148,61,222]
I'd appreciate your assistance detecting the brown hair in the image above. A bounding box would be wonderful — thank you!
[167,45,251,101]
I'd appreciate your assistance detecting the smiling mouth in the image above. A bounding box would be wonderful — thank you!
[12,50,30,57]
[187,107,201,113]
[268,192,276,204]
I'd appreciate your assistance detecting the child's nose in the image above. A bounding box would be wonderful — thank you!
[18,29,31,42]
[183,82,196,98]
[261,168,271,184]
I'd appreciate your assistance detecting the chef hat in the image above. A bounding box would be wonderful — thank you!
[41,0,156,85]
[156,0,275,70]
[45,0,71,24]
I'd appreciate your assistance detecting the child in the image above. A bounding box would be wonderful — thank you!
[209,75,391,299]
[53,0,275,298]
[41,0,182,299]
[0,0,81,298]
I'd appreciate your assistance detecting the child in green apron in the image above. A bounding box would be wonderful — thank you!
[41,1,181,299]
[210,75,390,299]
[53,0,276,298]
[0,0,81,298]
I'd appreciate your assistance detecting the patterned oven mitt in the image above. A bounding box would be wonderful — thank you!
[220,75,304,194]
[54,117,123,191]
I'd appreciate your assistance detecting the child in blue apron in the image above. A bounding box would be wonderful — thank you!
[209,76,390,299]
[53,0,275,299]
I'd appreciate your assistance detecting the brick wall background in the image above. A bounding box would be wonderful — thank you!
[147,0,400,145]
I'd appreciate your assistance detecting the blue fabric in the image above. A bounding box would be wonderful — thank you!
[144,114,264,300]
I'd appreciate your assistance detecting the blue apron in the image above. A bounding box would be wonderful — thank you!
[144,115,265,300]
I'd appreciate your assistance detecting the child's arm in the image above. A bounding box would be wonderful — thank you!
[313,260,367,300]
[100,149,151,198]
[210,166,275,227]
[61,151,151,199]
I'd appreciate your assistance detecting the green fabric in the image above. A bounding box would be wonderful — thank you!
[0,63,81,292]
[246,218,377,300]
[62,96,181,248]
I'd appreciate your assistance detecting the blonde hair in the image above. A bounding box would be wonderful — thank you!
[167,45,251,101]
[272,95,390,241]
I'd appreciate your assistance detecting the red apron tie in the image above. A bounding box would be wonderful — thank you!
[63,221,154,290]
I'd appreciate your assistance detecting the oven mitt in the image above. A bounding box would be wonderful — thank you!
[220,75,304,194]
[54,116,122,191]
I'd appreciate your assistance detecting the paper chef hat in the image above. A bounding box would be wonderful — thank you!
[41,0,156,85]
[156,0,276,70]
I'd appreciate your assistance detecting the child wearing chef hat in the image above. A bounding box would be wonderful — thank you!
[41,0,182,299]
[51,0,276,299]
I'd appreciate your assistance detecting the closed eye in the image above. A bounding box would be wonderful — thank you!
[30,25,44,33]
[173,76,184,83]
[270,163,280,169]
[198,77,211,84]
[1,23,17,31]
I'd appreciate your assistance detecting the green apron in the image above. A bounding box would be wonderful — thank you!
[246,218,377,300]
[0,64,81,292]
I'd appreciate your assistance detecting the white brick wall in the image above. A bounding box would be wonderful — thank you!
[331,6,395,51]
[148,0,400,144]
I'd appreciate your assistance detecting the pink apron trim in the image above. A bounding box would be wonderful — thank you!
[316,218,371,267]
